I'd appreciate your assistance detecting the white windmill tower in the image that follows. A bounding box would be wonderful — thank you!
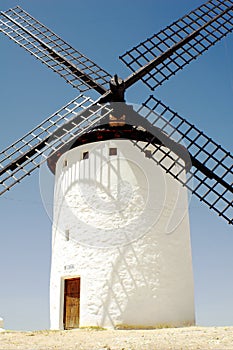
[0,2,232,330]
[48,104,195,329]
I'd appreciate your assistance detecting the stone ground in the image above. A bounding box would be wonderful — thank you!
[0,326,233,349]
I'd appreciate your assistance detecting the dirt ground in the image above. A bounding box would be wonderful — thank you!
[0,326,233,350]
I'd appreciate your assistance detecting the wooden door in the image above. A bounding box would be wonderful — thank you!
[63,277,80,329]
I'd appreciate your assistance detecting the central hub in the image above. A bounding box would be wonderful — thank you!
[109,74,125,102]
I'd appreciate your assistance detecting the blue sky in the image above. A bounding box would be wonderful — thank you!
[0,0,232,331]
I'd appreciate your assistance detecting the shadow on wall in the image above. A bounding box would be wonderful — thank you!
[99,236,162,327]
[99,234,194,328]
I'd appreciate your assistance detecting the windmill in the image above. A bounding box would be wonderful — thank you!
[0,0,232,330]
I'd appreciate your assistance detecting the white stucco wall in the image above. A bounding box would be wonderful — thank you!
[50,139,195,329]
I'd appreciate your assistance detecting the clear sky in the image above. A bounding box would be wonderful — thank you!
[0,0,232,331]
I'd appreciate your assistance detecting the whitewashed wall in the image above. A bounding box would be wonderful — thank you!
[50,139,195,329]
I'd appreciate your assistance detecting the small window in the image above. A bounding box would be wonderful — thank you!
[63,159,68,167]
[145,150,152,158]
[83,151,89,160]
[65,229,70,241]
[109,148,117,156]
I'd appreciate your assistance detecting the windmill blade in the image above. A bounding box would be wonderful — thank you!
[134,96,232,224]
[0,95,111,196]
[120,0,233,90]
[0,6,111,94]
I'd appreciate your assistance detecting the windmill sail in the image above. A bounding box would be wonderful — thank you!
[120,0,233,90]
[0,3,232,224]
[0,95,111,196]
[135,96,232,224]
[0,6,111,94]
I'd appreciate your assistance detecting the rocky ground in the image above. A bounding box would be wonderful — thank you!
[0,326,233,349]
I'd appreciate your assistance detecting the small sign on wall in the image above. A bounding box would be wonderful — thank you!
[64,264,74,271]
